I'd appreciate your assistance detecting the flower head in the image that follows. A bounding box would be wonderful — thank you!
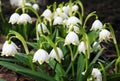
[53,16,63,25]
[10,0,24,7]
[65,31,79,45]
[62,6,70,15]
[37,23,50,34]
[17,13,32,24]
[33,49,49,65]
[9,13,20,24]
[91,20,103,31]
[99,29,111,42]
[1,41,19,56]
[72,5,79,12]
[32,4,39,11]
[66,16,82,26]
[78,41,86,54]
[49,47,64,62]
[42,9,52,21]
[91,68,102,81]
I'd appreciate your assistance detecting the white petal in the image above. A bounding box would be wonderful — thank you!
[9,13,20,24]
[91,20,103,31]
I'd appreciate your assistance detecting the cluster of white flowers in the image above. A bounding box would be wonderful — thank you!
[9,13,32,24]
[10,0,39,11]
[33,47,64,64]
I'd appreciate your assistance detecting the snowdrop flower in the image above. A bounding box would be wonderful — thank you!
[91,20,103,31]
[42,9,52,21]
[9,13,20,24]
[99,29,111,42]
[17,13,32,24]
[53,16,63,25]
[37,23,49,34]
[66,16,82,26]
[62,6,70,15]
[72,5,79,12]
[32,4,39,11]
[49,47,64,62]
[56,8,62,14]
[33,49,49,65]
[91,68,102,81]
[64,31,79,45]
[68,25,80,34]
[1,41,19,56]
[10,0,24,7]
[78,41,86,54]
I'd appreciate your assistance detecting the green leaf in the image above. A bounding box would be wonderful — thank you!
[76,54,85,81]
[27,42,39,50]
[0,61,55,81]
[107,73,120,81]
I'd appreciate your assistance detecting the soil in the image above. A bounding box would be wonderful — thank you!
[0,0,120,81]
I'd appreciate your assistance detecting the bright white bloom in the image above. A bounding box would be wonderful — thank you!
[56,8,62,14]
[78,41,86,54]
[9,13,20,24]
[25,2,32,6]
[37,23,49,34]
[32,4,39,11]
[53,16,63,25]
[49,47,64,62]
[91,68,102,81]
[17,13,32,24]
[33,49,49,65]
[1,41,19,56]
[42,9,52,21]
[62,6,70,15]
[10,0,24,7]
[91,20,103,31]
[99,29,111,42]
[65,31,79,45]
[66,16,82,26]
[72,5,79,12]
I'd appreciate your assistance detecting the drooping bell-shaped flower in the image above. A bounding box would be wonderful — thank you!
[1,41,19,56]
[49,47,64,62]
[91,20,103,31]
[10,0,24,7]
[72,5,79,12]
[17,13,32,24]
[62,5,70,15]
[42,9,52,21]
[78,41,86,54]
[37,23,50,34]
[66,16,82,26]
[99,29,111,42]
[9,13,20,24]
[91,68,102,81]
[25,2,32,6]
[33,49,49,65]
[64,31,79,45]
[53,16,63,25]
[32,4,39,11]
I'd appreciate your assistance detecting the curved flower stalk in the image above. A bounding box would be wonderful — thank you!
[33,49,49,65]
[1,40,19,56]
[64,31,79,45]
[49,47,64,62]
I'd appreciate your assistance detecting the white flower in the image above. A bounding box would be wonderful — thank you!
[42,9,52,21]
[17,13,32,24]
[64,31,79,45]
[78,41,86,54]
[9,13,20,24]
[10,0,24,7]
[91,20,103,31]
[62,6,70,15]
[1,41,19,56]
[91,68,102,81]
[56,8,62,14]
[72,5,79,12]
[32,4,39,11]
[49,47,64,62]
[33,49,49,65]
[37,23,49,34]
[99,29,111,42]
[53,16,63,25]
[66,16,82,26]
[68,25,80,34]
